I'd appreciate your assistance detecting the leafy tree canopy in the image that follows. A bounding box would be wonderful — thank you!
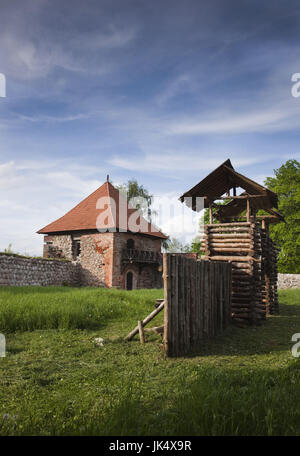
[265,159,300,273]
[116,178,168,245]
[190,237,202,256]
[116,178,154,217]
[164,237,191,253]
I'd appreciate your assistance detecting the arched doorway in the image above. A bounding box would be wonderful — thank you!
[126,271,133,290]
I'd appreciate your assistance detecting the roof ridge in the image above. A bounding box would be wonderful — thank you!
[37,179,168,238]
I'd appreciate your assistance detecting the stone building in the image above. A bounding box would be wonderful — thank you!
[37,180,167,289]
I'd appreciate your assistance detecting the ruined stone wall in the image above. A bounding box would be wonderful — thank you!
[41,231,163,289]
[43,234,73,259]
[278,274,300,289]
[42,232,113,287]
[0,254,80,286]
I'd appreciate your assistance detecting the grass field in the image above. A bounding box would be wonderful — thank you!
[0,286,300,436]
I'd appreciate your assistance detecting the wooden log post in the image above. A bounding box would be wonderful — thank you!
[138,320,145,344]
[163,253,169,355]
[209,204,213,224]
[246,198,250,222]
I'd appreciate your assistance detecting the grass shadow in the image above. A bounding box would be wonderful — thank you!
[180,302,300,358]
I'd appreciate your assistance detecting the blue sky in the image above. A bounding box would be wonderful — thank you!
[1,0,300,254]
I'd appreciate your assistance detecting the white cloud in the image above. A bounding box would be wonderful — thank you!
[167,107,296,135]
[155,74,193,105]
[0,158,204,256]
[74,27,137,51]
[0,159,103,255]
[0,5,138,81]
[151,191,204,244]
[109,152,268,173]
[17,113,92,123]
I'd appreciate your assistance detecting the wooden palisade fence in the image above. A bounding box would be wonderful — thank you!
[163,253,232,357]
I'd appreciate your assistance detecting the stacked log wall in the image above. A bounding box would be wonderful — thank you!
[201,222,278,325]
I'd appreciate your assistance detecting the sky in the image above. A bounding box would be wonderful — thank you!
[1,0,300,254]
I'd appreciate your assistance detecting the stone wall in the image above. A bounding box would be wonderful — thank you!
[43,234,73,259]
[79,233,113,287]
[278,273,300,289]
[41,231,163,289]
[0,254,80,286]
[43,232,113,287]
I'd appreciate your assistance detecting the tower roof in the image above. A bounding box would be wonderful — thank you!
[179,158,278,211]
[37,181,168,239]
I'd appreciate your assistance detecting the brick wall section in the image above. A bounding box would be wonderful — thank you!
[79,233,113,287]
[138,265,163,289]
[0,254,80,286]
[113,232,163,288]
[278,274,300,289]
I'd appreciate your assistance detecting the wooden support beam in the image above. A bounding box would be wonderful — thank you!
[246,198,250,222]
[205,222,251,227]
[144,325,164,334]
[201,255,259,262]
[125,300,165,341]
[221,216,280,221]
[138,320,145,344]
[262,219,270,232]
[219,195,264,200]
[209,205,213,224]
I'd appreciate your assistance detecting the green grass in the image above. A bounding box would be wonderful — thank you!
[0,286,163,332]
[0,286,300,436]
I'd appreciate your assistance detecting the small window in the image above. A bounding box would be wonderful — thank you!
[127,239,134,250]
[72,239,81,260]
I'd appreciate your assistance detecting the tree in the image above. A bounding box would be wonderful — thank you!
[265,159,300,273]
[164,237,191,253]
[116,178,168,246]
[190,237,202,256]
[116,178,157,220]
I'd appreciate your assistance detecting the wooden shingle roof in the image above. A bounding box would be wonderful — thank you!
[179,159,278,211]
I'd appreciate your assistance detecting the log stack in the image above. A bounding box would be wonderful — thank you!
[260,228,279,315]
[201,221,278,325]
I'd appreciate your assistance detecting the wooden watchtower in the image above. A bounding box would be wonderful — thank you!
[180,159,284,326]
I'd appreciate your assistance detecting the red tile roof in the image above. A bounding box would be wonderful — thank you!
[37,181,168,239]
